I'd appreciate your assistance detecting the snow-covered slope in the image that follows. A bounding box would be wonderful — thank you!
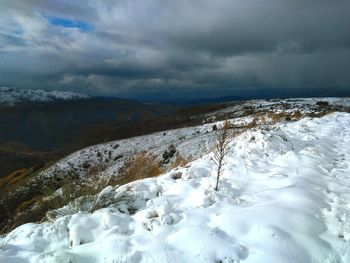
[1,112,350,263]
[203,97,350,120]
[0,87,90,105]
[39,97,350,181]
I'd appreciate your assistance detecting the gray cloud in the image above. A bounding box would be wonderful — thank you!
[0,0,349,99]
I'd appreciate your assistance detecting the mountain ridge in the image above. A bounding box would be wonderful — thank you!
[0,87,90,106]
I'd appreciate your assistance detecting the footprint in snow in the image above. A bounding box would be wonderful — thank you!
[211,228,249,262]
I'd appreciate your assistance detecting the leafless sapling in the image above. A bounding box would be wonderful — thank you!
[213,120,234,191]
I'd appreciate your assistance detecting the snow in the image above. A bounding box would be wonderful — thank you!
[0,87,90,106]
[40,97,350,182]
[40,120,219,180]
[1,112,350,262]
[203,97,350,119]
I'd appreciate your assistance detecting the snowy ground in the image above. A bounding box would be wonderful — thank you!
[39,97,350,182]
[39,110,253,181]
[1,112,350,263]
[202,97,350,121]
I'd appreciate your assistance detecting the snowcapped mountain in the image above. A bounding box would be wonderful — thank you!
[0,87,90,106]
[1,111,350,262]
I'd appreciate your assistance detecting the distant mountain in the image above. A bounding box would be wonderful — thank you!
[137,95,245,105]
[0,87,90,106]
[0,93,179,179]
[187,95,245,105]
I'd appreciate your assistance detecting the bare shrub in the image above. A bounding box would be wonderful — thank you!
[45,186,135,221]
[161,144,177,166]
[34,166,115,220]
[28,152,161,221]
[39,182,77,212]
[213,120,234,191]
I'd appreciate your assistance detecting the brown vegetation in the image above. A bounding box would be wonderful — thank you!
[115,151,162,186]
[2,100,347,234]
[170,153,192,169]
[0,148,193,234]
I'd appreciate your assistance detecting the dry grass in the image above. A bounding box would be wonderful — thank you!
[39,182,80,212]
[39,164,113,213]
[169,153,192,169]
[1,165,113,233]
[292,110,302,119]
[244,110,305,130]
[15,195,44,214]
[3,152,162,232]
[116,151,162,186]
[0,169,27,188]
[0,168,28,189]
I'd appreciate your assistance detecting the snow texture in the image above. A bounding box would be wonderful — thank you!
[1,112,350,262]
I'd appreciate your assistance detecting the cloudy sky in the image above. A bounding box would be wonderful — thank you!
[0,0,350,100]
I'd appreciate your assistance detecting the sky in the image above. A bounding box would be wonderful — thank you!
[0,0,350,100]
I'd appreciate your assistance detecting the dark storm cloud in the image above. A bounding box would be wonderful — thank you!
[165,1,350,56]
[0,0,349,99]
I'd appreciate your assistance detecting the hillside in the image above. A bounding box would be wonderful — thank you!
[1,97,350,233]
[1,110,350,262]
[0,90,181,179]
